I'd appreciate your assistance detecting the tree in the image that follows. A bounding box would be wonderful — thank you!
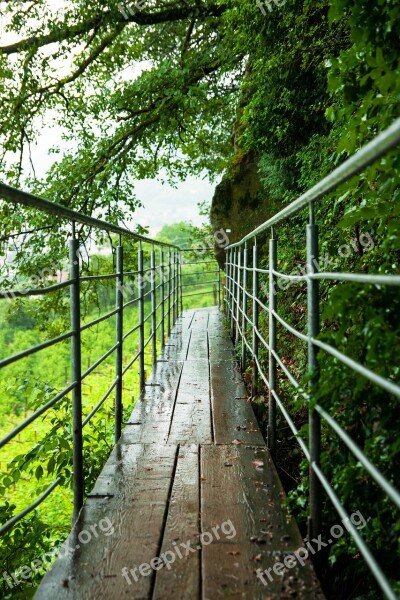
[157,222,194,248]
[0,0,243,287]
[0,0,237,206]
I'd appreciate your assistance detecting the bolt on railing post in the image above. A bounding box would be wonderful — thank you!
[150,245,157,367]
[69,224,83,522]
[230,248,236,339]
[307,202,321,541]
[138,242,145,392]
[167,249,171,336]
[115,241,124,443]
[268,228,277,459]
[241,243,248,371]
[160,247,165,350]
[252,240,259,397]
[235,247,242,345]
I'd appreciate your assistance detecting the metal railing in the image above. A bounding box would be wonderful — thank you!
[224,118,400,600]
[180,247,222,309]
[0,182,220,535]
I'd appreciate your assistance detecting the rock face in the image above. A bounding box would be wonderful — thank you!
[210,151,265,270]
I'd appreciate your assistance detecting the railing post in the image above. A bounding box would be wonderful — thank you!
[241,243,248,371]
[179,251,183,315]
[252,240,259,397]
[235,247,241,345]
[150,245,157,367]
[174,249,179,321]
[138,242,145,392]
[171,249,176,325]
[218,265,221,309]
[230,248,236,339]
[69,224,83,522]
[160,247,165,350]
[225,249,230,319]
[115,240,123,443]
[167,249,171,336]
[268,228,277,459]
[307,202,321,541]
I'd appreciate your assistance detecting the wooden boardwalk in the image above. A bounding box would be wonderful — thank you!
[35,307,324,600]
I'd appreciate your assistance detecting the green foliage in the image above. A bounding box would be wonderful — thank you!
[221,0,400,597]
[1,0,399,597]
[157,222,194,248]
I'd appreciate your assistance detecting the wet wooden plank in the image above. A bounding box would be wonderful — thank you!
[186,311,210,360]
[200,445,324,600]
[153,444,200,600]
[159,315,192,361]
[168,360,212,445]
[210,358,264,446]
[207,310,235,362]
[35,444,177,600]
[206,308,264,445]
[125,360,184,444]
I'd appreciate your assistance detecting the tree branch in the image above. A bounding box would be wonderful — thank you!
[0,3,225,55]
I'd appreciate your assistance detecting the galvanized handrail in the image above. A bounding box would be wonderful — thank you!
[0,183,221,537]
[224,119,400,600]
[0,182,177,248]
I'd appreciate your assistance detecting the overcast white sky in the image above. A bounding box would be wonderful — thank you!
[28,131,216,235]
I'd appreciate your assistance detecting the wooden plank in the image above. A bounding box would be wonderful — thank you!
[200,445,325,600]
[202,544,325,600]
[206,308,220,331]
[35,444,177,600]
[153,444,200,600]
[206,307,264,445]
[208,311,236,364]
[157,308,199,362]
[125,360,184,444]
[160,320,192,362]
[168,360,212,445]
[207,310,235,362]
[210,358,264,446]
[186,311,210,360]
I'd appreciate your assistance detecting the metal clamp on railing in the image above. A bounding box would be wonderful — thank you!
[224,118,400,600]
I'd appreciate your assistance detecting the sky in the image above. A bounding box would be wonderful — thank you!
[132,178,216,236]
[25,131,217,236]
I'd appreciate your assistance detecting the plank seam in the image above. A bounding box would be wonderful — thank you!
[184,328,193,361]
[188,311,196,329]
[150,444,180,600]
[166,363,185,442]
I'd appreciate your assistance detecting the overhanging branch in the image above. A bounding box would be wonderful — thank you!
[0,3,225,55]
